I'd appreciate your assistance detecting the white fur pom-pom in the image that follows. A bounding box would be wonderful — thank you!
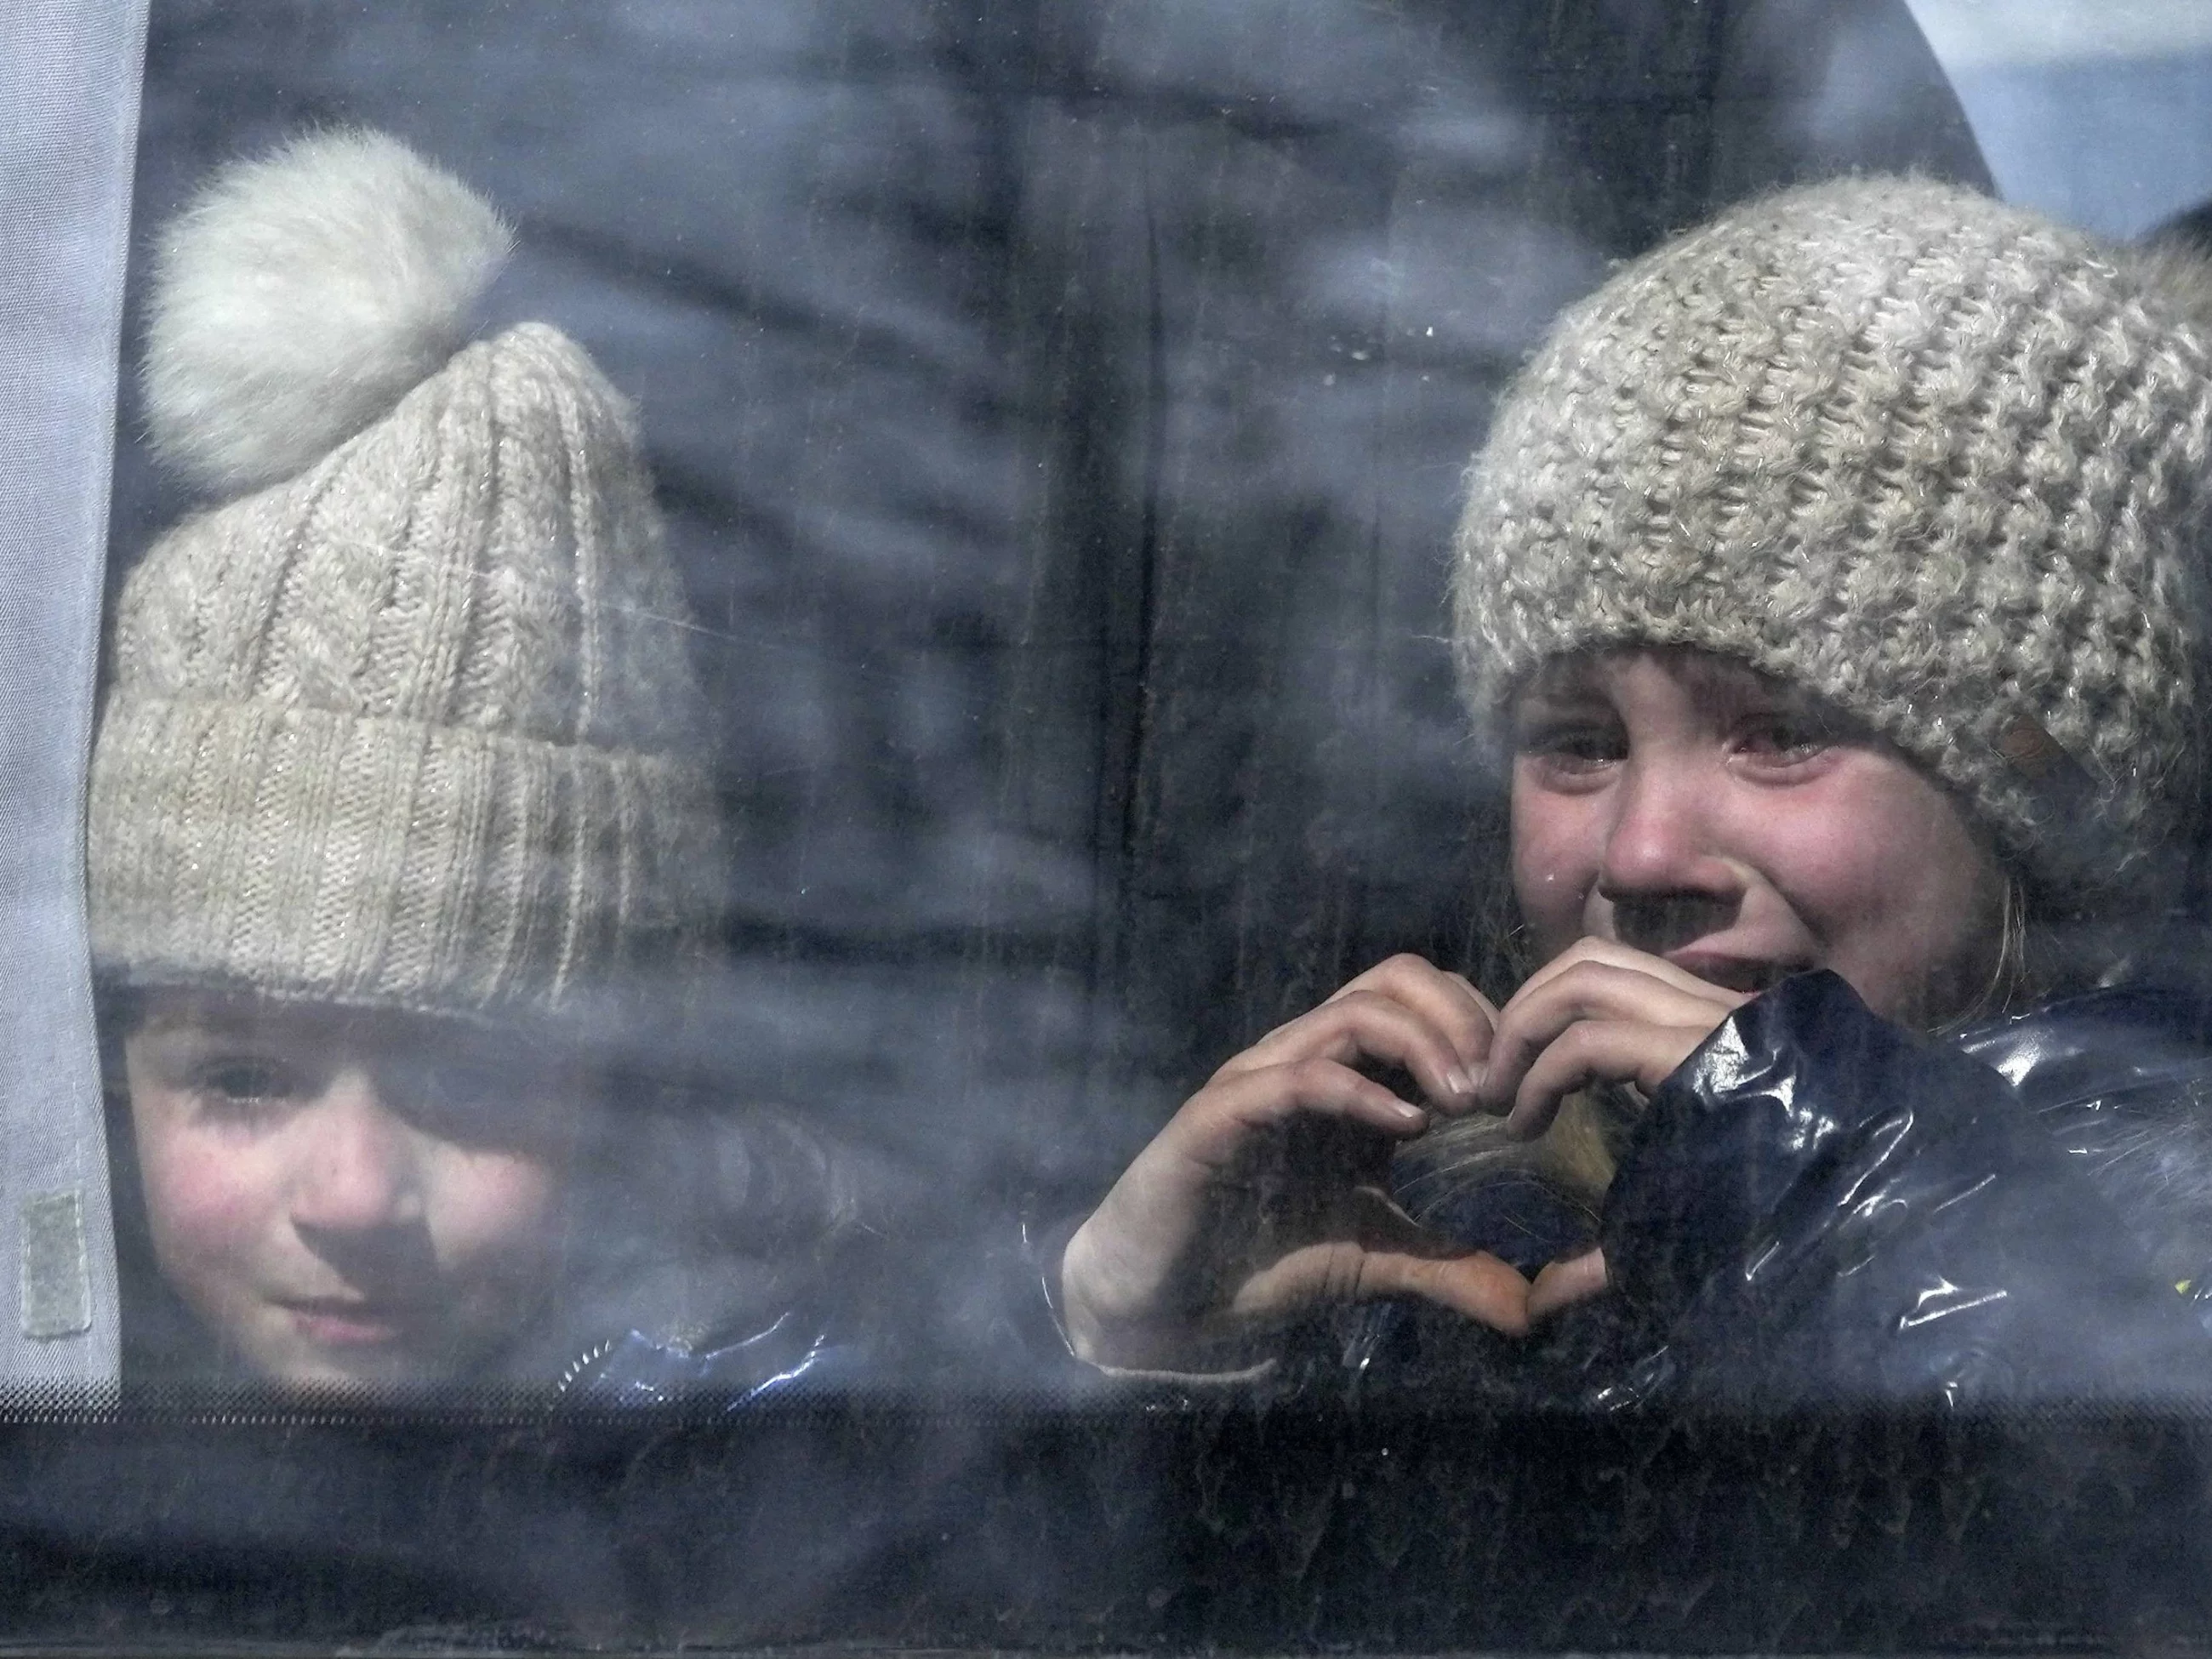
[144,129,513,495]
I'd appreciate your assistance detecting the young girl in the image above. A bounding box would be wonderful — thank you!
[1056,176,2212,1402]
[91,130,852,1395]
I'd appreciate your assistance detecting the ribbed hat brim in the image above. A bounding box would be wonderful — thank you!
[89,694,721,1024]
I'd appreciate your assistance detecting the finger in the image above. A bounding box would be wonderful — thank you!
[1514,936,1753,1007]
[1445,970,1492,1007]
[1217,989,1481,1111]
[1230,1238,1532,1337]
[1323,955,1501,1070]
[1502,1018,1712,1137]
[1528,1247,1608,1320]
[1238,1185,1530,1333]
[1481,959,1742,1114]
[1064,1063,1437,1351]
[1503,946,1747,1034]
[1090,1060,1428,1260]
[1166,1057,1432,1172]
[1354,1247,1534,1336]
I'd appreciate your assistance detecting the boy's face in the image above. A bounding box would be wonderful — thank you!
[1509,648,2007,1026]
[124,991,585,1391]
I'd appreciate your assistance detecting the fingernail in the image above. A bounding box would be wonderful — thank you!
[1390,1099,1428,1125]
[1445,1068,1475,1099]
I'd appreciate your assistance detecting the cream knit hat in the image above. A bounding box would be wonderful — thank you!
[1453,176,2212,904]
[89,131,723,1029]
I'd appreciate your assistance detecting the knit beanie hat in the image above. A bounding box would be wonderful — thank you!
[88,130,723,1030]
[1452,176,2212,907]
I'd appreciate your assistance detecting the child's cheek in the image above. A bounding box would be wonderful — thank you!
[1510,783,1599,958]
[137,1118,280,1297]
[1763,812,1879,924]
[1782,770,1958,928]
[1770,761,2002,1018]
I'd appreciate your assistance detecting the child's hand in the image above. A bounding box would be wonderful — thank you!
[1479,938,1754,1322]
[1477,938,1752,1138]
[1059,955,1531,1372]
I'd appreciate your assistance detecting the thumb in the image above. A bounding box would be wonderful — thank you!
[1227,1237,1532,1337]
[1339,1187,1533,1335]
[1527,1246,1607,1321]
[1354,1246,1533,1336]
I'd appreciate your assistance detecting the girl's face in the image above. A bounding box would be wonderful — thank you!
[1509,649,2008,1024]
[123,992,585,1390]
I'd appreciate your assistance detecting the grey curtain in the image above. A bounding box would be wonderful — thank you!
[0,0,149,1387]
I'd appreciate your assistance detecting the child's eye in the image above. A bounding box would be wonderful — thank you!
[1517,722,1625,771]
[1734,713,1833,763]
[191,1058,306,1118]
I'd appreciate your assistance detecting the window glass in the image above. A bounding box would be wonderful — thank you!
[9,0,2212,1649]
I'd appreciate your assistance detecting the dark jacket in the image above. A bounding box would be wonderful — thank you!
[516,1101,889,1406]
[1336,971,2212,1408]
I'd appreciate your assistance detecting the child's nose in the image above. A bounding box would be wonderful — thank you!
[1593,755,1740,902]
[288,1071,425,1235]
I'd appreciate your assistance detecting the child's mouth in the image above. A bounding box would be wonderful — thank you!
[279,1297,408,1348]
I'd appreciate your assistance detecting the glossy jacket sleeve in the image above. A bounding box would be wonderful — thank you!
[1594,972,2212,1406]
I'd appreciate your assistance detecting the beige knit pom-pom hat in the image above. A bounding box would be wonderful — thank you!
[1453,176,2212,906]
[89,130,723,1029]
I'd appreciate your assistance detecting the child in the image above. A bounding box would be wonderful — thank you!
[91,130,841,1394]
[1054,176,2212,1403]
